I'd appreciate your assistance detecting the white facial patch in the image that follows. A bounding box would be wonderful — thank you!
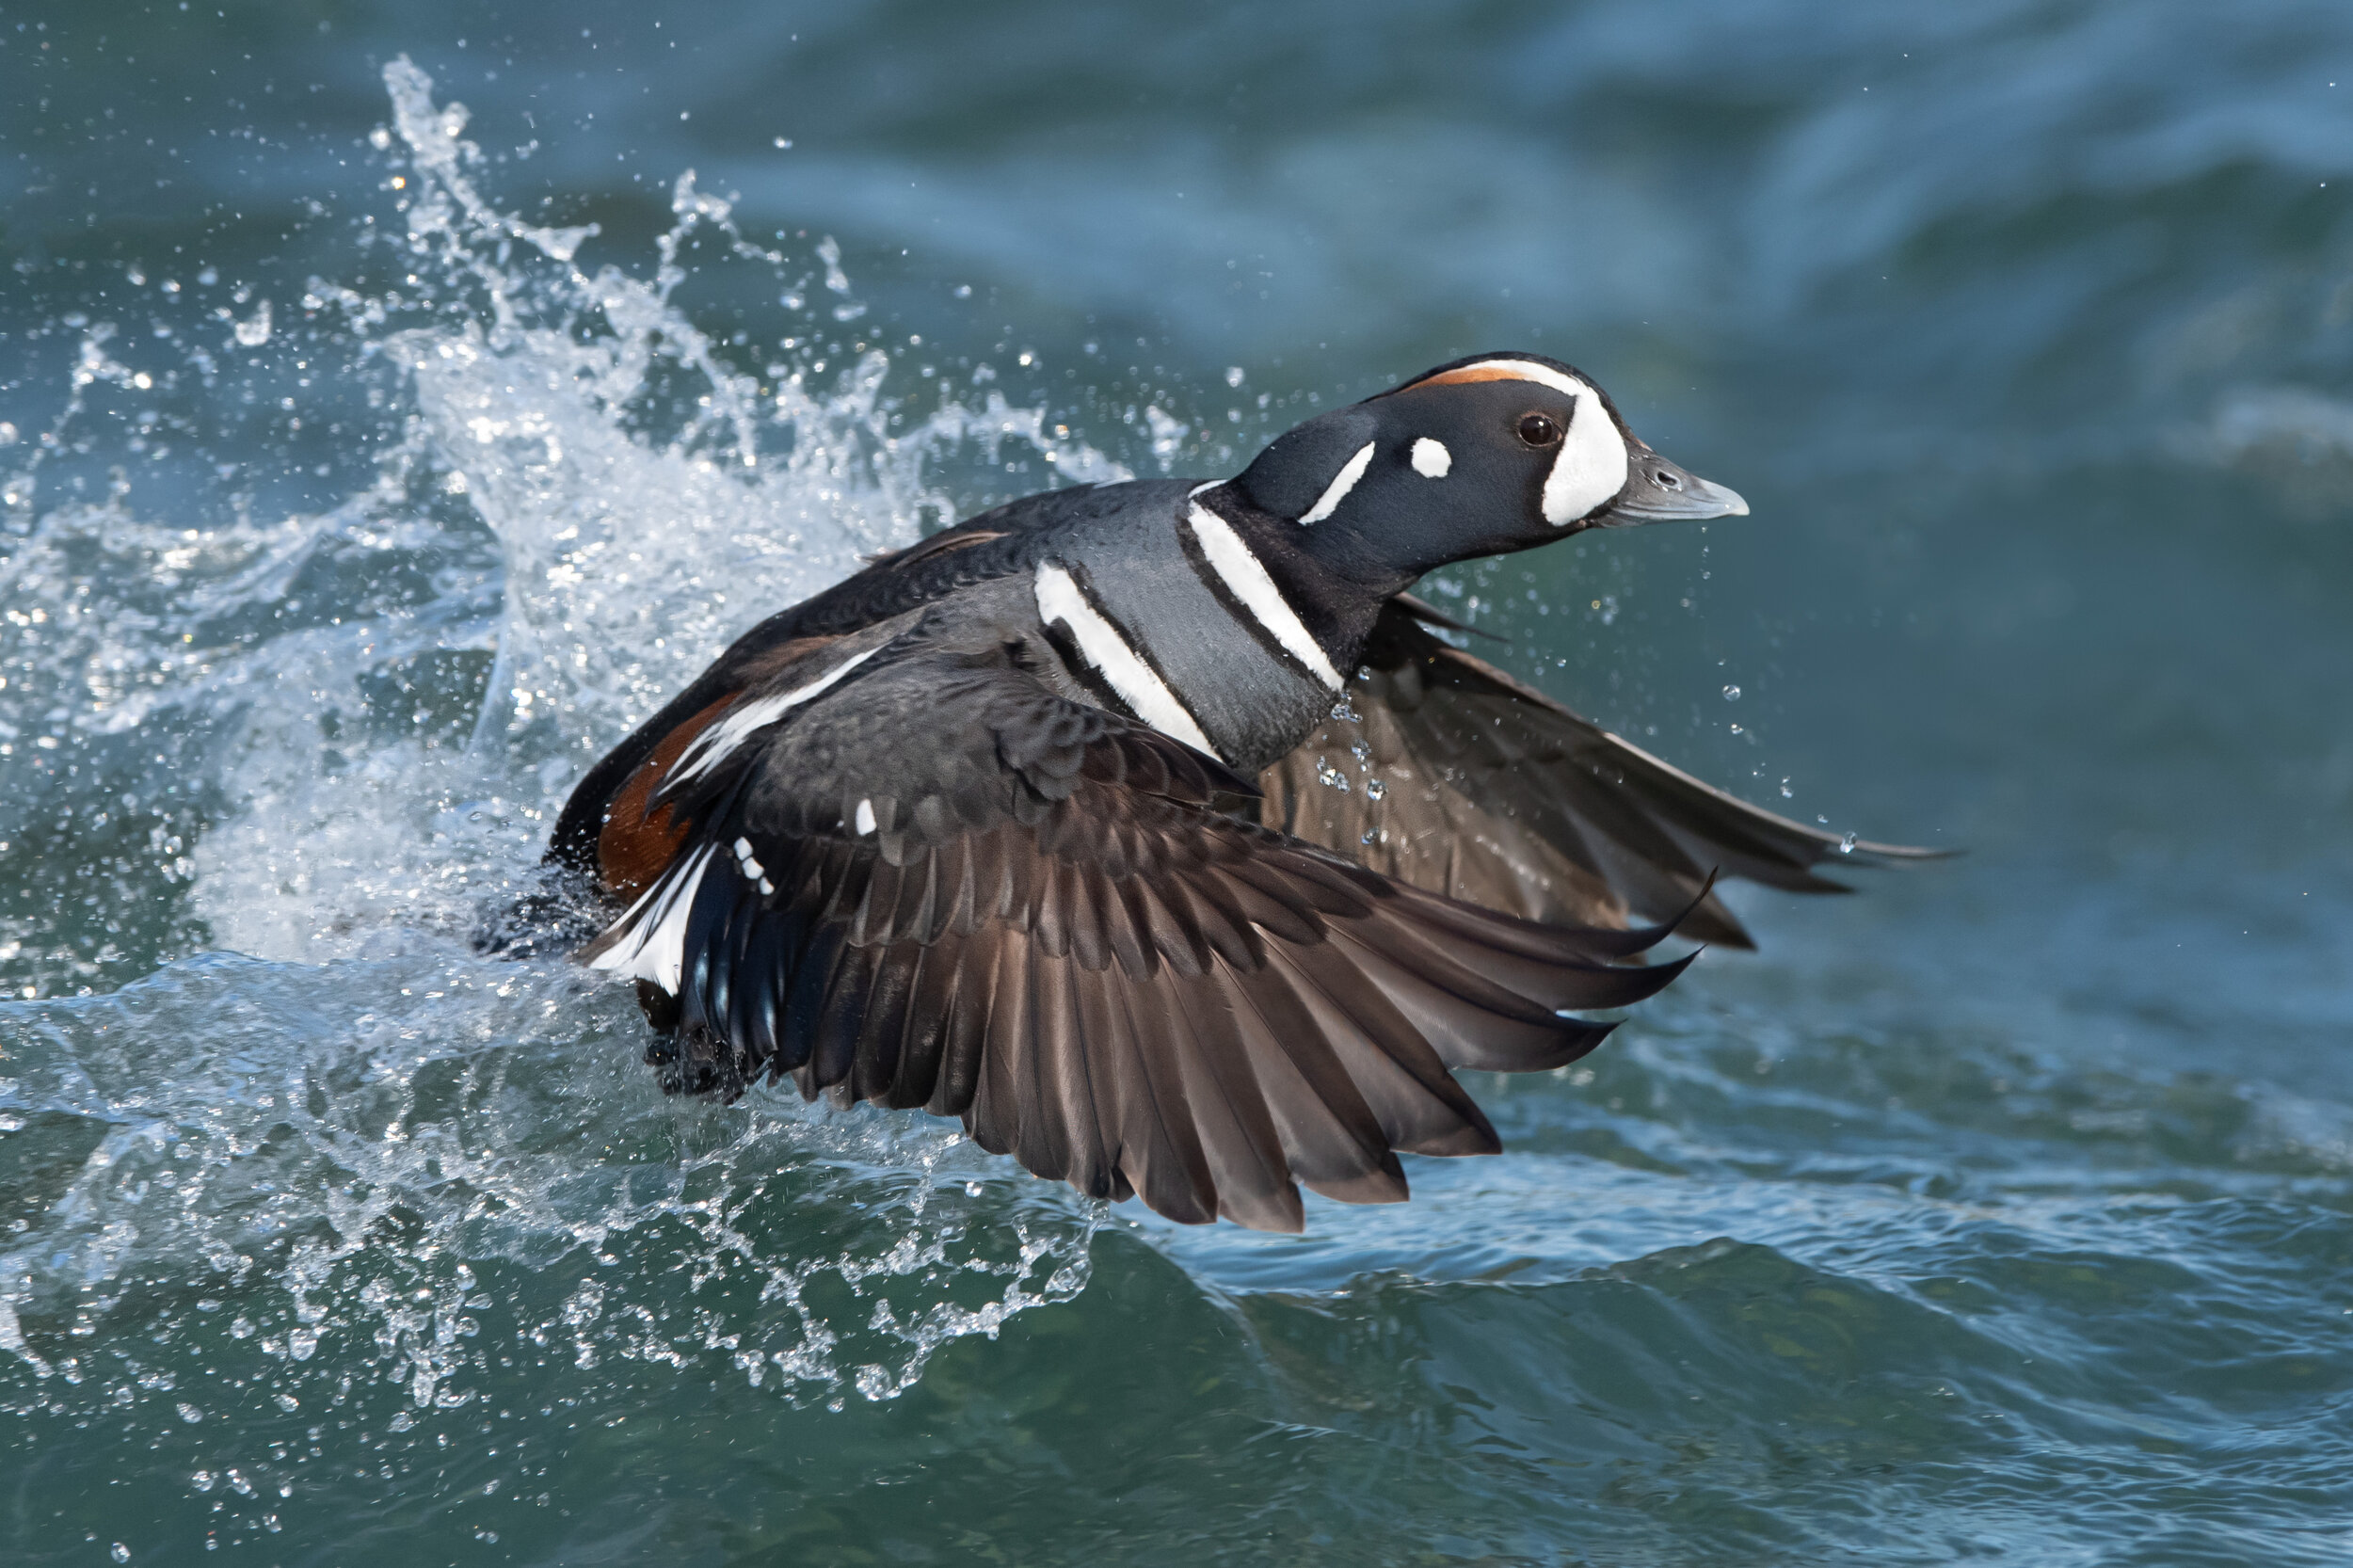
[1410,438,1451,478]
[1033,562,1223,758]
[1186,504,1344,690]
[1295,441,1375,525]
[1543,395,1629,525]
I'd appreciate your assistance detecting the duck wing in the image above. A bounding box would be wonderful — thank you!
[1257,599,1943,949]
[573,616,1689,1231]
[546,482,1208,874]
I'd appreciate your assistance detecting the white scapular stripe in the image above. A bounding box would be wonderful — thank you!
[1410,438,1451,477]
[666,645,882,786]
[584,843,717,992]
[1542,395,1629,525]
[1295,440,1375,524]
[1032,562,1222,756]
[1187,504,1343,690]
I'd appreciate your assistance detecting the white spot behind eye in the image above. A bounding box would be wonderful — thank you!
[1410,439,1451,478]
[855,799,876,836]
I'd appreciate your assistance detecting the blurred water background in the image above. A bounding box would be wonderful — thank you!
[3,2,2351,1562]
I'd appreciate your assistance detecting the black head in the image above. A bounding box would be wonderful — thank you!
[1227,352,1746,582]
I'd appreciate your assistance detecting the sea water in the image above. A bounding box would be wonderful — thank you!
[4,7,2353,1563]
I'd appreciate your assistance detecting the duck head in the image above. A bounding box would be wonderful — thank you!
[1229,351,1747,584]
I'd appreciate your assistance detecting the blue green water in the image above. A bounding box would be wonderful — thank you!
[4,3,2352,1562]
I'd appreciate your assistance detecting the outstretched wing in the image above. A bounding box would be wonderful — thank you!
[1258,600,1942,949]
[576,627,1689,1232]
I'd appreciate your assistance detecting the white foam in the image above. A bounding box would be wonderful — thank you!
[0,57,1107,1415]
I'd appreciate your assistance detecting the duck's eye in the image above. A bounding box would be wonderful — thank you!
[1516,412,1561,447]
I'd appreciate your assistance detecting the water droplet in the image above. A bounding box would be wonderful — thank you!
[1364,778,1386,801]
[1328,700,1360,724]
[1722,684,1740,701]
[1839,833,1857,855]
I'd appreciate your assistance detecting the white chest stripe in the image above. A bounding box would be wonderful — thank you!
[1295,441,1375,524]
[666,645,882,786]
[584,843,717,992]
[1186,504,1343,691]
[1033,562,1223,758]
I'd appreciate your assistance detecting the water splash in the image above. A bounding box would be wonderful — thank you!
[0,55,1114,1428]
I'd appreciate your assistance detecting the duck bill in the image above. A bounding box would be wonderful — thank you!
[1592,451,1750,528]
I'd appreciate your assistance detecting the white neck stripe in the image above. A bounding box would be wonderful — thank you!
[1033,562,1223,758]
[1187,504,1344,691]
[1295,440,1375,525]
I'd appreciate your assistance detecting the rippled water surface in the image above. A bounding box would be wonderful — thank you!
[5,4,2352,1563]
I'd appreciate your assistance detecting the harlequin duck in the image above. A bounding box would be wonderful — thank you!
[542,352,1930,1231]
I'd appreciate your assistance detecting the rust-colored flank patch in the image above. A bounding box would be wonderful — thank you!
[598,691,741,900]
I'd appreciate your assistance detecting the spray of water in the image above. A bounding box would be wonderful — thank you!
[0,55,1117,1462]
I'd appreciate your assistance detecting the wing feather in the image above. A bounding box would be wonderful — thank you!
[577,632,1696,1230]
[1260,600,1944,947]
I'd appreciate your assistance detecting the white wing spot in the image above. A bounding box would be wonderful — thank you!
[1411,438,1451,478]
[1295,441,1375,525]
